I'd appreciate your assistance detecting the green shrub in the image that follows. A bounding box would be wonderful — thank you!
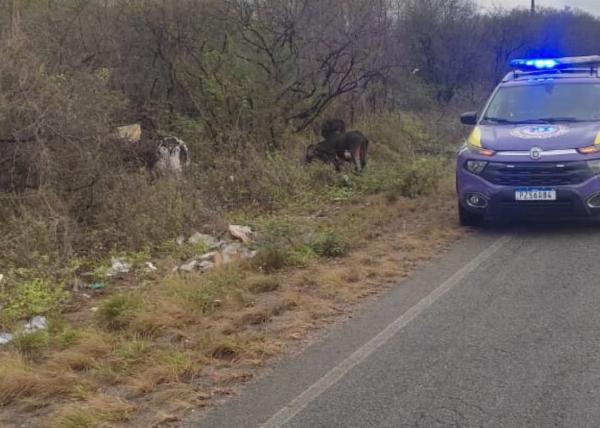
[158,239,209,261]
[247,277,281,294]
[358,158,447,200]
[309,231,350,258]
[252,248,291,273]
[117,339,151,367]
[252,217,318,271]
[177,267,241,313]
[12,330,50,358]
[0,278,67,327]
[394,158,447,198]
[96,294,141,330]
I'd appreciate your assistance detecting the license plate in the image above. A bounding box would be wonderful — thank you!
[515,188,557,201]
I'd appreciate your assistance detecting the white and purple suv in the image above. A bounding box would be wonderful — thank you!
[457,56,600,225]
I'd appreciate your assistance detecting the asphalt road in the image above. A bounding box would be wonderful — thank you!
[189,224,600,428]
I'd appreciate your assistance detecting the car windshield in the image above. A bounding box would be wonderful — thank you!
[482,82,600,124]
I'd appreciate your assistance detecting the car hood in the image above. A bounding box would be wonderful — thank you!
[479,123,600,151]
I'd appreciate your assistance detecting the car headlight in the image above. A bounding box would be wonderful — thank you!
[465,160,488,175]
[588,159,600,174]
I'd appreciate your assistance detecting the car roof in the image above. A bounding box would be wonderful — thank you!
[501,69,600,86]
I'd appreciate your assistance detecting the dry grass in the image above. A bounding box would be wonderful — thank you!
[0,180,462,427]
[51,393,136,428]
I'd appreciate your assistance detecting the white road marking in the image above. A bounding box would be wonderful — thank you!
[259,235,511,428]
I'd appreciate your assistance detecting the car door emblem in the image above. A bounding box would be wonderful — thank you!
[530,147,543,160]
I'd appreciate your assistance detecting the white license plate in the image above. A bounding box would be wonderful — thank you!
[515,188,557,201]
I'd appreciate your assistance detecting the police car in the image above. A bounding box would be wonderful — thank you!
[457,55,600,225]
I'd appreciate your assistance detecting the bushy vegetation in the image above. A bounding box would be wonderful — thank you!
[0,0,596,424]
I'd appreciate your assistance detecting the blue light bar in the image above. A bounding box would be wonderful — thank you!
[510,59,558,69]
[510,55,600,71]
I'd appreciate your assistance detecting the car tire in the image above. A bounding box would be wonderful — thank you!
[459,203,483,227]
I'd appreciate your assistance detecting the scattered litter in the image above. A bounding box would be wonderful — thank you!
[71,278,86,292]
[176,236,186,246]
[116,123,142,143]
[106,257,131,276]
[188,232,218,248]
[91,307,99,312]
[213,240,228,250]
[145,261,158,272]
[198,252,218,262]
[179,260,198,272]
[90,282,105,290]
[228,225,255,244]
[82,293,92,299]
[0,333,13,345]
[221,242,257,264]
[23,316,48,333]
[198,261,215,272]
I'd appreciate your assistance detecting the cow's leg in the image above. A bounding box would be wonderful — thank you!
[360,142,368,169]
[331,156,342,172]
[352,147,362,173]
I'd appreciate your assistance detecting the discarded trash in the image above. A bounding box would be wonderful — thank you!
[90,282,105,290]
[176,236,186,246]
[198,261,215,272]
[116,123,142,143]
[221,242,257,264]
[228,225,255,244]
[106,257,132,276]
[179,260,198,272]
[145,262,158,272]
[188,232,218,248]
[0,333,13,345]
[198,252,218,262]
[23,316,49,333]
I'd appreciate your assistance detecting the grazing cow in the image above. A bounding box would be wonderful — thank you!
[156,136,191,174]
[305,130,370,173]
[320,118,346,140]
[115,122,191,175]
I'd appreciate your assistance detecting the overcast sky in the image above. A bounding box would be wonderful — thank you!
[478,0,600,16]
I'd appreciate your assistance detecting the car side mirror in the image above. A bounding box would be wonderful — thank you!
[460,112,478,125]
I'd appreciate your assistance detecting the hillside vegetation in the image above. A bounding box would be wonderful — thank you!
[2,1,600,426]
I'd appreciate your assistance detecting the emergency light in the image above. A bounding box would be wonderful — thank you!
[510,55,600,71]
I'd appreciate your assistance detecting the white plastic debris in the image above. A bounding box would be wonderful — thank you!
[145,262,158,272]
[188,232,218,248]
[179,260,198,272]
[0,333,13,345]
[221,243,257,264]
[23,316,49,333]
[106,257,132,276]
[228,225,255,244]
[198,261,215,272]
[176,236,186,246]
[198,252,218,262]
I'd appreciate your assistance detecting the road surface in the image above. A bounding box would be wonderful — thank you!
[189,224,600,428]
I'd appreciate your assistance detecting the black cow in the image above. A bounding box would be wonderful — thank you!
[305,130,370,173]
[320,118,346,140]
